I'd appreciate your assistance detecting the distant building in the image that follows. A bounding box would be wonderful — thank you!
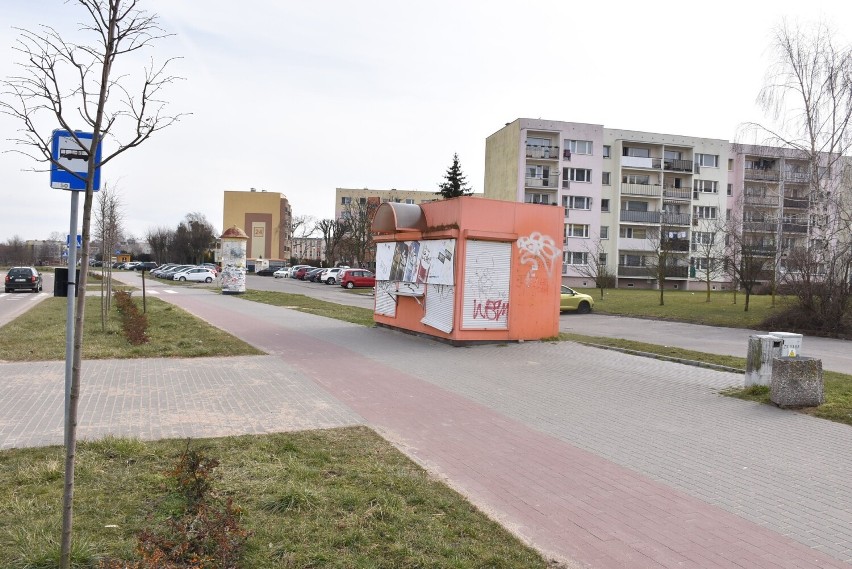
[292,236,326,264]
[334,188,438,220]
[222,189,292,263]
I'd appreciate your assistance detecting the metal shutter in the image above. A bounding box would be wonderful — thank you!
[374,281,397,317]
[421,284,454,333]
[461,240,511,330]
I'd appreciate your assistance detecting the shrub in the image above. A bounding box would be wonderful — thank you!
[99,445,250,569]
[113,290,149,345]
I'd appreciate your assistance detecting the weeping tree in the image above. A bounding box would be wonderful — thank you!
[0,2,184,566]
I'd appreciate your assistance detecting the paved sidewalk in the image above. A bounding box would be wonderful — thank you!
[3,283,851,568]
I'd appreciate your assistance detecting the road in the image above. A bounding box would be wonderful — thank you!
[0,272,54,329]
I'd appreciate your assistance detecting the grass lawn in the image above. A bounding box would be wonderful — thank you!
[0,295,262,361]
[0,428,553,569]
[574,287,787,328]
[237,290,376,327]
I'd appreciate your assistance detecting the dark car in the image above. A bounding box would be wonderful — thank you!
[306,268,325,282]
[256,267,276,277]
[5,267,43,293]
[293,266,316,280]
[133,261,158,271]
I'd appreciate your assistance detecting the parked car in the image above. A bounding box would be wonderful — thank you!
[5,266,42,293]
[133,261,158,271]
[273,267,289,278]
[288,265,311,279]
[172,267,217,283]
[255,267,276,276]
[560,285,594,314]
[151,264,178,277]
[159,265,195,279]
[306,268,325,282]
[339,269,375,289]
[294,266,316,280]
[319,266,349,285]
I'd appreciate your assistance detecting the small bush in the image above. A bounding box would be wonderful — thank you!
[99,444,250,569]
[761,305,852,338]
[113,291,149,345]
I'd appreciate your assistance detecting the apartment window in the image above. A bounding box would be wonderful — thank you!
[526,165,550,178]
[600,226,609,239]
[622,200,649,212]
[691,232,714,246]
[727,183,733,196]
[603,145,611,158]
[359,197,367,204]
[404,199,415,204]
[341,196,351,205]
[564,167,592,182]
[602,172,611,185]
[598,252,608,265]
[526,193,551,205]
[728,158,734,171]
[622,174,650,185]
[623,146,650,158]
[566,139,593,155]
[567,224,590,238]
[693,206,717,219]
[565,251,589,265]
[693,180,718,193]
[694,257,714,270]
[726,208,732,220]
[600,199,610,212]
[564,196,592,210]
[665,150,682,160]
[619,227,647,239]
[527,136,551,147]
[620,254,645,266]
[696,153,719,167]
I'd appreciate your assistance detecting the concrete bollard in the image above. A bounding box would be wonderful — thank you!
[745,335,783,387]
[769,356,824,408]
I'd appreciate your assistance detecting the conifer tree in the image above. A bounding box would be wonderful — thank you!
[436,153,472,198]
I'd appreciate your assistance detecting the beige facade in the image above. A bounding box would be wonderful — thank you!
[222,190,292,262]
[292,236,326,264]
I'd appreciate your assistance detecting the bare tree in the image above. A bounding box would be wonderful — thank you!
[576,238,615,300]
[339,198,379,267]
[722,207,773,312]
[643,220,690,306]
[146,225,173,264]
[0,3,184,566]
[316,218,348,267]
[95,185,123,327]
[691,218,725,302]
[741,21,852,330]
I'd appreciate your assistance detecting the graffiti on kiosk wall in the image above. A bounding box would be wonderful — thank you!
[375,239,455,285]
[462,241,511,329]
[516,232,560,285]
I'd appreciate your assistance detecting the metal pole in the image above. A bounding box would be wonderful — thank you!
[64,192,79,448]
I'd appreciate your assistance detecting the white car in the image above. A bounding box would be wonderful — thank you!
[172,267,217,283]
[319,266,349,285]
[273,267,289,278]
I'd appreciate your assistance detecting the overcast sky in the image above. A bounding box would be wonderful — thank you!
[1,0,850,242]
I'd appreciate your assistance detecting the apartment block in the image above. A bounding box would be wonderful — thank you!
[484,118,833,290]
[222,189,292,262]
[334,188,438,220]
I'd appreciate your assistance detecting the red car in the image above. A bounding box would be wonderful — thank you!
[339,269,376,289]
[294,266,316,280]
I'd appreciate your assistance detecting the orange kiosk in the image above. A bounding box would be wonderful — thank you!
[371,196,564,344]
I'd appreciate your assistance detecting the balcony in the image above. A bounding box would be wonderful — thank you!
[655,158,694,172]
[662,187,692,201]
[662,239,689,252]
[618,265,651,277]
[524,176,560,189]
[621,183,662,197]
[525,145,559,160]
[620,210,661,223]
[744,246,777,257]
[784,171,810,184]
[743,220,777,232]
[744,168,780,181]
[744,195,779,207]
[783,197,809,209]
[661,213,690,226]
[782,222,808,234]
[664,266,689,278]
[618,237,656,252]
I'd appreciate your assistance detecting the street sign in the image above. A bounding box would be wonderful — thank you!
[66,234,82,249]
[50,130,101,191]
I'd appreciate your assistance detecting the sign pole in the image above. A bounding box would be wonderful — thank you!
[63,191,79,448]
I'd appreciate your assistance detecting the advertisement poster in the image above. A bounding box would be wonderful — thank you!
[376,239,455,285]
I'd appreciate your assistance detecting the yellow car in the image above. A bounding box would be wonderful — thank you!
[560,285,594,314]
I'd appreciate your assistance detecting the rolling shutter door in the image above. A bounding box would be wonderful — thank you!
[421,284,455,333]
[461,240,511,330]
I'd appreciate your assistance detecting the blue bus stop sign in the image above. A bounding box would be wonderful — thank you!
[50,130,101,191]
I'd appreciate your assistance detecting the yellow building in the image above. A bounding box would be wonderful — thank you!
[222,189,292,262]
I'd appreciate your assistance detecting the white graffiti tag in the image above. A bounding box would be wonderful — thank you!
[517,232,560,283]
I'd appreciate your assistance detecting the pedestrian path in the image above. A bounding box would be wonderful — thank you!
[3,284,851,568]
